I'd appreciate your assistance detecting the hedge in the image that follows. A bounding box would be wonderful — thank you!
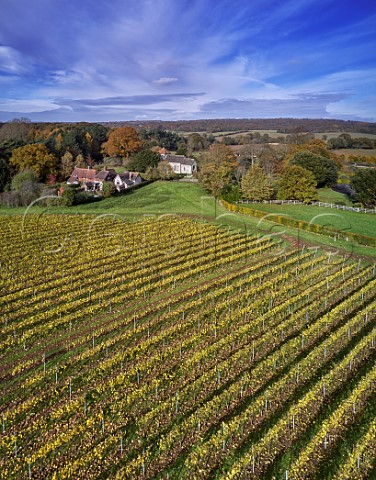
[221,200,376,248]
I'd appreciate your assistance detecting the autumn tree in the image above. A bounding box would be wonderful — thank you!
[277,165,318,203]
[102,126,141,160]
[157,160,175,180]
[9,143,57,180]
[187,133,211,153]
[285,139,340,167]
[0,118,32,144]
[238,143,259,169]
[259,145,283,176]
[75,153,86,168]
[60,151,75,180]
[198,144,237,197]
[241,165,273,201]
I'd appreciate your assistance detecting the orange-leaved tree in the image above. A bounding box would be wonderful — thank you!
[102,126,142,159]
[9,143,57,181]
[198,143,237,198]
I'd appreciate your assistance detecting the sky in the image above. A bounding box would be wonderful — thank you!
[0,0,375,123]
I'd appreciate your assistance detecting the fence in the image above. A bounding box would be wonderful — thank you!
[238,199,376,214]
[222,200,376,248]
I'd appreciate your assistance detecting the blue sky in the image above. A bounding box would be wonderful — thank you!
[0,0,375,122]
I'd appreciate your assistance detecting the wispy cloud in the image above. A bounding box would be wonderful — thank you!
[0,45,32,75]
[0,0,374,121]
[200,93,348,118]
[153,77,179,86]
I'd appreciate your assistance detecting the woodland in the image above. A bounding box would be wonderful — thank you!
[1,117,376,207]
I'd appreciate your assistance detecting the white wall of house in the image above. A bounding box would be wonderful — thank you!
[169,162,197,175]
[113,173,142,191]
[114,175,127,191]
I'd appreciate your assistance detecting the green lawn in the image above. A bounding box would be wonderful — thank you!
[241,202,376,238]
[1,181,376,257]
[76,181,223,218]
[0,181,225,219]
[317,187,353,206]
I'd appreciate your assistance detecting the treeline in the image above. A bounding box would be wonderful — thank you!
[0,120,108,162]
[198,140,376,207]
[327,133,376,149]
[1,118,376,208]
[103,118,376,135]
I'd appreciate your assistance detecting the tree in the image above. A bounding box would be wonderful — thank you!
[11,170,38,191]
[0,158,11,192]
[157,161,175,180]
[60,187,75,207]
[127,150,160,172]
[277,165,318,203]
[144,165,160,181]
[0,118,32,144]
[241,165,273,201]
[221,184,241,203]
[9,143,57,180]
[102,181,116,198]
[258,145,283,176]
[175,142,188,156]
[350,168,376,206]
[86,124,108,160]
[75,153,86,168]
[102,127,142,159]
[198,144,237,197]
[289,151,338,187]
[60,151,75,180]
[238,143,259,169]
[10,170,42,206]
[327,137,348,149]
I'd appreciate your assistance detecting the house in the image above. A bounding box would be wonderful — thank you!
[114,172,143,191]
[93,169,117,190]
[67,167,117,191]
[67,167,96,186]
[160,154,198,175]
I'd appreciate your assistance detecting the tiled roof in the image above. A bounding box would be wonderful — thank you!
[164,155,196,166]
[68,167,97,182]
[118,171,140,181]
[94,170,117,181]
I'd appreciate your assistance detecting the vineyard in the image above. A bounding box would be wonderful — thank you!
[0,214,375,479]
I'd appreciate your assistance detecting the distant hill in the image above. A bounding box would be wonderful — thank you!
[102,118,376,135]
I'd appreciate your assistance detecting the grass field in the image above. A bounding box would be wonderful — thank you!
[241,202,376,238]
[0,182,223,219]
[1,181,376,258]
[317,187,353,205]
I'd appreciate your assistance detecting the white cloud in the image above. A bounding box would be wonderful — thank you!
[0,46,30,75]
[0,98,58,113]
[153,77,179,86]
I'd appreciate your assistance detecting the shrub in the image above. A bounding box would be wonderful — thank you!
[60,187,75,207]
[102,181,115,198]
